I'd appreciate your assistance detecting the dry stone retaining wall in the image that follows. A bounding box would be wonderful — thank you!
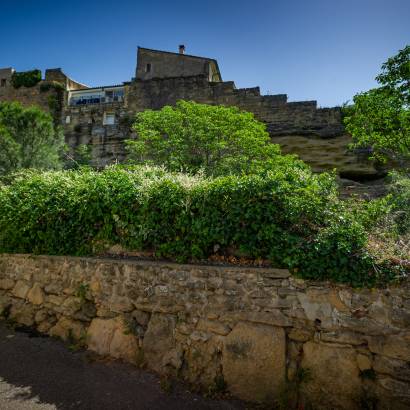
[0,254,409,409]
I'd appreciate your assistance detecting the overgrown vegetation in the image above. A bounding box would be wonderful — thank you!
[0,47,408,288]
[126,100,290,177]
[0,101,65,175]
[11,69,42,89]
[344,45,410,165]
[343,45,409,268]
[0,165,404,286]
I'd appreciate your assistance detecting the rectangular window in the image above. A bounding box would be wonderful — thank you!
[145,63,151,73]
[0,79,6,87]
[103,112,115,125]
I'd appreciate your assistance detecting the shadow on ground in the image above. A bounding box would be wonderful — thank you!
[0,322,244,410]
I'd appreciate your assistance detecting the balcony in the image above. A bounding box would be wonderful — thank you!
[68,87,125,106]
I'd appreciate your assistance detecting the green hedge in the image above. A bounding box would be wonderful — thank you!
[11,70,42,88]
[0,166,399,286]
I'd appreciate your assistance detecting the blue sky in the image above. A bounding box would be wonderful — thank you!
[0,0,408,106]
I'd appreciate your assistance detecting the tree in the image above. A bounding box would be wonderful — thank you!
[125,100,299,176]
[0,101,65,175]
[344,45,410,164]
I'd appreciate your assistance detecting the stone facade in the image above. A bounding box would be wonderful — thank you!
[0,47,380,178]
[1,254,409,409]
[135,47,222,82]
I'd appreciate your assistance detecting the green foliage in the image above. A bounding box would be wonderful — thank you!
[75,283,90,301]
[63,144,92,170]
[376,45,410,104]
[388,170,410,234]
[39,81,65,93]
[11,69,42,88]
[344,45,410,164]
[0,165,401,286]
[0,102,65,175]
[344,88,410,163]
[126,100,299,176]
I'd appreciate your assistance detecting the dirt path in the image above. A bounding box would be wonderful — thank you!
[0,323,244,410]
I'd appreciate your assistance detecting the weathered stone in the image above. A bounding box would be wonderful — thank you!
[288,328,313,342]
[301,342,361,409]
[49,317,86,341]
[320,330,367,346]
[37,320,54,333]
[182,336,224,386]
[196,319,231,336]
[261,268,290,279]
[143,314,176,373]
[221,310,291,327]
[190,330,212,342]
[61,296,82,316]
[44,283,63,295]
[367,333,410,361]
[131,310,150,327]
[27,283,45,305]
[109,296,134,313]
[87,317,139,363]
[1,254,410,407]
[377,377,410,400]
[90,278,101,294]
[34,309,48,324]
[373,355,410,381]
[356,353,372,371]
[47,295,66,306]
[222,322,285,402]
[161,348,183,371]
[297,292,333,328]
[0,278,15,290]
[12,281,31,299]
[9,303,35,326]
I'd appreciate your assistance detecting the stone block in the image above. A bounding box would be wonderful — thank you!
[87,317,139,363]
[0,278,15,290]
[367,333,410,361]
[143,313,176,373]
[301,341,361,409]
[373,355,410,381]
[222,321,285,402]
[49,317,86,341]
[9,303,35,327]
[27,283,45,305]
[12,280,31,299]
[196,319,231,336]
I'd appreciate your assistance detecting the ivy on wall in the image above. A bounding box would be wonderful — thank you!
[11,70,42,89]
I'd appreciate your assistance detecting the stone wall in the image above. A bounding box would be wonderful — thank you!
[0,254,409,409]
[127,75,344,138]
[0,80,60,114]
[63,75,380,177]
[135,48,220,82]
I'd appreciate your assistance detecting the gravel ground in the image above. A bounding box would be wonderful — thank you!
[0,322,245,410]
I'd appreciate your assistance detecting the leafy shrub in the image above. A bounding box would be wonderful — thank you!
[344,45,410,165]
[126,100,300,177]
[11,70,42,88]
[0,102,65,175]
[0,165,400,286]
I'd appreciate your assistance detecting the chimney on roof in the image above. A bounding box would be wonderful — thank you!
[179,45,185,54]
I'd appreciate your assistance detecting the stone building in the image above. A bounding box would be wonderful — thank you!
[0,46,378,179]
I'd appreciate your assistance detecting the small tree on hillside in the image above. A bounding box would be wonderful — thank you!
[344,45,410,164]
[0,101,65,175]
[125,100,298,176]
